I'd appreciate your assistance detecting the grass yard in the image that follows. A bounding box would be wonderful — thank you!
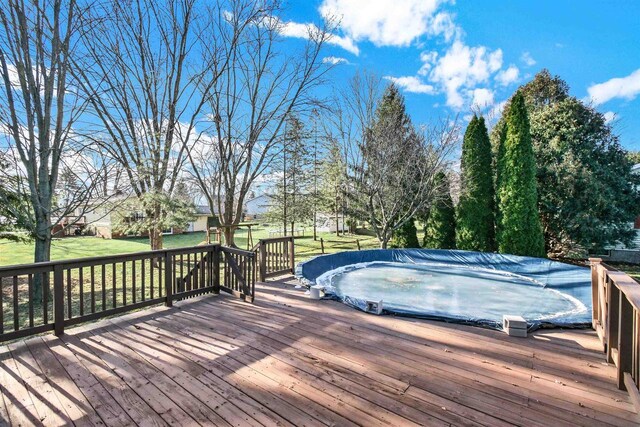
[0,225,381,267]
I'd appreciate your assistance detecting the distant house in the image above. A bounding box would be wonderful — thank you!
[244,194,272,221]
[78,202,214,239]
[186,205,214,233]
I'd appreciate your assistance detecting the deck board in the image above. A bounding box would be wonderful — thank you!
[0,276,638,426]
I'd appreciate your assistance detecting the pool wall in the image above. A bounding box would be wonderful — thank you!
[296,248,593,329]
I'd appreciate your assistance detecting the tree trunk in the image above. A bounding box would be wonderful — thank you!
[223,226,236,247]
[380,239,388,249]
[335,194,340,237]
[147,201,164,251]
[33,232,52,304]
[149,227,163,251]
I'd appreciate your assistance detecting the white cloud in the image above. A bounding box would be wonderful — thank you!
[427,40,503,108]
[603,111,616,123]
[495,65,519,86]
[319,0,450,47]
[587,69,640,105]
[384,76,437,94]
[520,51,536,67]
[417,51,438,76]
[322,56,349,65]
[426,12,460,42]
[278,19,360,55]
[469,88,494,108]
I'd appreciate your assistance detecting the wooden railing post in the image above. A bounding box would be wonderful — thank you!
[607,276,620,364]
[258,241,267,282]
[589,257,602,329]
[53,264,64,336]
[289,237,295,274]
[618,294,634,390]
[213,245,220,294]
[164,251,173,307]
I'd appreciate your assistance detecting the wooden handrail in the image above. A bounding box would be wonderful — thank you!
[590,258,640,413]
[0,243,255,342]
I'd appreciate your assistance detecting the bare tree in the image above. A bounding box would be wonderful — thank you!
[75,0,261,250]
[333,76,459,248]
[0,0,109,271]
[184,5,335,246]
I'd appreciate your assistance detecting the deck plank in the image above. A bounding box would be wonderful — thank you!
[247,282,638,426]
[0,344,43,426]
[0,276,638,426]
[23,337,102,426]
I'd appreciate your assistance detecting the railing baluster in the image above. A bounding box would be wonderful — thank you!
[42,272,48,324]
[122,261,126,306]
[12,276,18,331]
[90,266,95,314]
[79,268,84,316]
[179,254,184,294]
[150,257,155,299]
[164,251,173,307]
[112,262,117,308]
[132,259,136,304]
[54,265,63,336]
[66,269,72,319]
[28,274,33,328]
[102,264,106,311]
[141,258,146,301]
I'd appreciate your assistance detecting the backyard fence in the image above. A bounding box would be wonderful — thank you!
[590,258,640,412]
[0,244,257,342]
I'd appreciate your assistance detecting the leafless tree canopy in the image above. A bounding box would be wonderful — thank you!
[0,0,111,264]
[184,3,335,245]
[329,73,460,248]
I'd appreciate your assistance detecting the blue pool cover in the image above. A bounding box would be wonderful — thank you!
[296,249,592,330]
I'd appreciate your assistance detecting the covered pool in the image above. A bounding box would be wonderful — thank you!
[296,249,592,330]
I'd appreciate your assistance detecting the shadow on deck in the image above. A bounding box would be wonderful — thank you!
[0,275,638,426]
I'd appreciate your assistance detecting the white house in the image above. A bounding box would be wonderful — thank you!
[244,194,272,220]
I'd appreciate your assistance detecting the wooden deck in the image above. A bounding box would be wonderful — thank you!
[0,276,638,426]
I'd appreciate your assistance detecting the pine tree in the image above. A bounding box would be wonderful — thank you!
[319,138,347,237]
[390,219,420,248]
[456,116,496,252]
[495,91,546,257]
[423,171,456,249]
[266,116,313,233]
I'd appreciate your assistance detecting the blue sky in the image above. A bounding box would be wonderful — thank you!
[279,0,640,150]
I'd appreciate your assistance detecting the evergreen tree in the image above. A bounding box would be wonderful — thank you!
[493,70,640,256]
[423,172,456,249]
[495,91,546,257]
[390,219,420,248]
[319,138,348,236]
[456,115,496,251]
[266,116,313,233]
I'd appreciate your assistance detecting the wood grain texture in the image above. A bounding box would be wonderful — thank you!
[0,275,638,426]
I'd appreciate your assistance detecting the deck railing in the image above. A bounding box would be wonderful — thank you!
[0,244,256,342]
[254,236,295,281]
[590,258,640,412]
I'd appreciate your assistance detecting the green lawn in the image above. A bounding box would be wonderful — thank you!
[0,225,381,267]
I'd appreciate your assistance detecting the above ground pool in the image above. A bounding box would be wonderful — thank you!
[296,249,592,330]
